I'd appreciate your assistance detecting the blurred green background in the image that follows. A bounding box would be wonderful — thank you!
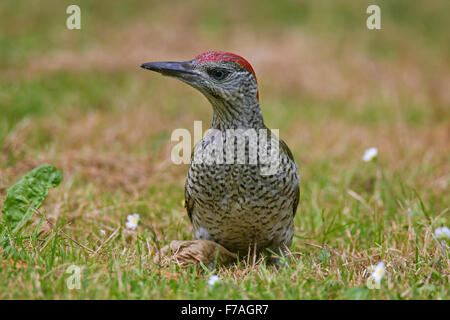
[0,0,449,299]
[1,0,449,138]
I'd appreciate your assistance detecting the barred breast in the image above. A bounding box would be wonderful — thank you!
[185,129,300,255]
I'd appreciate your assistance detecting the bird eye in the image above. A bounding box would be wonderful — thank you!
[208,68,228,80]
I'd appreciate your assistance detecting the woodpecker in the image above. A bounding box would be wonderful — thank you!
[141,51,300,259]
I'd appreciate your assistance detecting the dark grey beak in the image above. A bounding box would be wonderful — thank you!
[140,61,196,77]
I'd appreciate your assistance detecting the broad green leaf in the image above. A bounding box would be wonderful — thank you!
[1,165,62,232]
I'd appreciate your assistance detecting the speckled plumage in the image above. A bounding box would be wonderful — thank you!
[141,51,300,257]
[186,131,300,255]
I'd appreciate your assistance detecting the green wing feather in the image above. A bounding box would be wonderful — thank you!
[185,142,199,223]
[279,138,300,217]
[185,179,194,223]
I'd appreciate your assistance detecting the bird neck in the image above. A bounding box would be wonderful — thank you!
[209,97,265,130]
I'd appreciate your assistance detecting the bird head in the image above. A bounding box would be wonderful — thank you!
[141,51,262,128]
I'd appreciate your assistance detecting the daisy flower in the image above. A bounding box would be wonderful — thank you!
[435,227,450,241]
[362,147,378,162]
[208,275,220,287]
[126,213,140,230]
[371,261,385,283]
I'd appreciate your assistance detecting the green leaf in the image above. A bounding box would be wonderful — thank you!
[1,165,62,232]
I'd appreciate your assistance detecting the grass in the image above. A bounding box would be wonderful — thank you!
[0,0,449,299]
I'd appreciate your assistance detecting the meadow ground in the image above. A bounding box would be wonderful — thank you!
[0,0,449,299]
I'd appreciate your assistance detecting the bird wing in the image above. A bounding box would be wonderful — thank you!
[185,179,194,223]
[185,142,200,223]
[292,182,300,218]
[279,138,300,218]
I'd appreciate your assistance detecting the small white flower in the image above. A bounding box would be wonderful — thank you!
[125,213,140,230]
[362,147,378,162]
[435,227,450,241]
[207,275,220,287]
[371,261,385,283]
